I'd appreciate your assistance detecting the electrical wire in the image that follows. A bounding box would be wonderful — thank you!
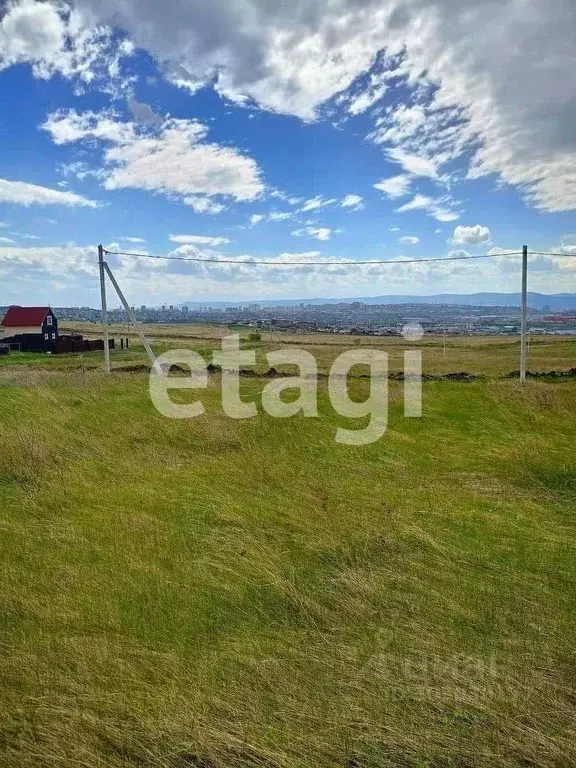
[528,251,576,258]
[103,248,523,266]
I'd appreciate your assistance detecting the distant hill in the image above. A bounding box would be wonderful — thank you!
[180,293,576,311]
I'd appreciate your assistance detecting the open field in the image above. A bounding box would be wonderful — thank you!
[9,321,576,377]
[1,329,576,766]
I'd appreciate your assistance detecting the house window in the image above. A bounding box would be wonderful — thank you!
[44,333,49,340]
[52,333,56,340]
[47,316,53,326]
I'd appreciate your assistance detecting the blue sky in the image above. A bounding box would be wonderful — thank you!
[1,0,575,306]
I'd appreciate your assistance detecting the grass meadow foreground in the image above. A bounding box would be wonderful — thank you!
[1,331,576,767]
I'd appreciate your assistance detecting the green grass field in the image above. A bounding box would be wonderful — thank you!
[1,329,575,766]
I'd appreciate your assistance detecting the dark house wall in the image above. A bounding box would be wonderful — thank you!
[1,334,54,352]
[41,310,58,344]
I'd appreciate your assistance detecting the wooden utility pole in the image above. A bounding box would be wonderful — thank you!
[520,245,528,381]
[103,262,162,373]
[98,244,111,373]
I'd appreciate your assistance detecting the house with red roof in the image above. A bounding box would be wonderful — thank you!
[0,306,58,350]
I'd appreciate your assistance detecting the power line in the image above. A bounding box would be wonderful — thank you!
[529,251,576,258]
[102,247,522,266]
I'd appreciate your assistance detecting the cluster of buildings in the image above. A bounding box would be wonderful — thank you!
[51,301,576,336]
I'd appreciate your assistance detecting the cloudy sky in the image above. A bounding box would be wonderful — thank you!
[1,0,576,305]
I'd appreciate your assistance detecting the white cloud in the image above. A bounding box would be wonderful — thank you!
[0,178,98,207]
[58,161,106,181]
[45,110,136,145]
[249,211,293,225]
[183,196,227,215]
[385,148,440,180]
[450,224,491,245]
[4,0,576,211]
[556,245,576,256]
[127,99,161,125]
[347,81,390,116]
[169,234,231,246]
[434,212,460,223]
[374,175,411,199]
[299,195,337,213]
[275,251,322,262]
[0,0,66,70]
[398,236,420,245]
[396,194,460,222]
[371,105,426,146]
[292,226,334,242]
[367,102,463,188]
[0,0,127,85]
[103,120,263,202]
[2,240,573,299]
[121,237,146,244]
[0,242,98,277]
[0,237,15,244]
[43,110,264,204]
[341,194,364,210]
[270,190,303,206]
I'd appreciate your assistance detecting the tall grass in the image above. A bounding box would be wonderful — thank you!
[0,363,575,766]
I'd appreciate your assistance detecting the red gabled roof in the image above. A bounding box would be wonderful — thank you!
[1,306,52,327]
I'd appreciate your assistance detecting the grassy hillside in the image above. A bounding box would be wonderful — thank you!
[1,345,576,766]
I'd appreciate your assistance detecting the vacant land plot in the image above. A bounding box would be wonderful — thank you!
[8,321,576,376]
[0,332,575,767]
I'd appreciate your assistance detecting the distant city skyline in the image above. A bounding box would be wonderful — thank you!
[5,291,576,313]
[1,0,575,306]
